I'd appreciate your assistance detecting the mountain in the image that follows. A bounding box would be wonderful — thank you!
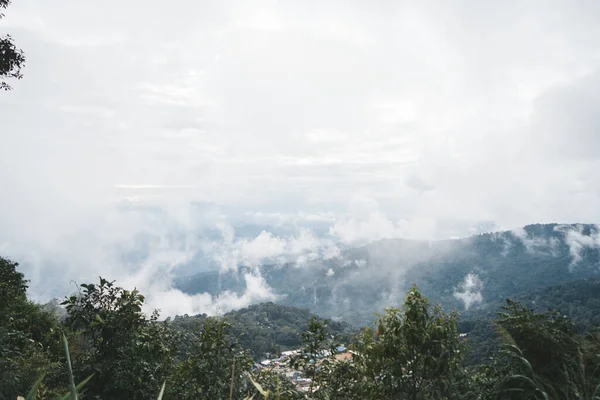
[463,276,600,330]
[170,301,354,360]
[458,276,600,363]
[176,223,600,326]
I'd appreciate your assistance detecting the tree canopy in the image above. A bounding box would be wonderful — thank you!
[0,0,25,90]
[5,254,600,399]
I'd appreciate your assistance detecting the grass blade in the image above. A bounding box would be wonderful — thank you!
[75,374,94,392]
[58,374,95,399]
[25,372,46,400]
[63,333,78,400]
[229,357,236,400]
[157,381,166,400]
[592,383,600,399]
[248,374,270,399]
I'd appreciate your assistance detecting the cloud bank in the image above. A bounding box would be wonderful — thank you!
[2,1,600,315]
[453,274,484,311]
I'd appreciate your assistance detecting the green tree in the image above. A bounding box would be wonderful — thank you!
[317,353,364,400]
[0,257,63,399]
[290,317,339,398]
[354,285,468,400]
[251,369,304,400]
[0,0,25,90]
[482,299,600,399]
[167,317,254,399]
[62,278,177,400]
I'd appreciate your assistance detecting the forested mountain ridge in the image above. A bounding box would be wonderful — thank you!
[170,276,600,365]
[5,222,600,397]
[458,276,600,363]
[170,302,354,360]
[6,252,600,398]
[464,277,600,328]
[177,223,600,325]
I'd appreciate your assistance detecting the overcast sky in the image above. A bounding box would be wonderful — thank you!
[2,1,600,311]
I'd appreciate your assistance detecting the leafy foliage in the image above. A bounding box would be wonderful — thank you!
[250,369,304,400]
[171,301,354,360]
[8,250,600,399]
[166,317,253,399]
[351,286,469,399]
[61,278,178,399]
[460,277,600,364]
[0,257,64,399]
[506,278,600,332]
[0,0,25,90]
[289,317,337,398]
[464,299,600,399]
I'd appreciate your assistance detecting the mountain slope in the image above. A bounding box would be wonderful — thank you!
[170,302,354,359]
[463,276,600,330]
[177,223,600,325]
[459,276,600,363]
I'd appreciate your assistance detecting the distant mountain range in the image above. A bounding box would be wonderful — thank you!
[176,223,600,326]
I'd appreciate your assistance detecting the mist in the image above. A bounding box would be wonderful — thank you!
[3,1,600,317]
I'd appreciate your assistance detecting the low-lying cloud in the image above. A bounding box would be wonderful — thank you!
[511,227,560,256]
[0,199,402,318]
[4,0,600,318]
[557,224,600,268]
[453,273,484,310]
[204,223,340,271]
[143,272,277,317]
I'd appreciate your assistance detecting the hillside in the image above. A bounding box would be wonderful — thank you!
[170,302,355,359]
[460,277,600,363]
[177,223,600,326]
[170,276,600,366]
[171,277,600,365]
[6,252,600,398]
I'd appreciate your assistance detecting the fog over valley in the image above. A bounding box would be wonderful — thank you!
[7,2,600,398]
[3,0,600,319]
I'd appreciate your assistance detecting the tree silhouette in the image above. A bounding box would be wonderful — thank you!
[1,0,25,90]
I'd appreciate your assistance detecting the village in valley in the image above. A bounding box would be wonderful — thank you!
[255,346,356,393]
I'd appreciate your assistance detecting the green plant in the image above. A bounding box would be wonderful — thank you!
[167,317,254,399]
[22,372,45,400]
[19,334,93,400]
[353,285,467,399]
[62,278,177,399]
[157,381,166,400]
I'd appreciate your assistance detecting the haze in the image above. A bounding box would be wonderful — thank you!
[2,0,600,315]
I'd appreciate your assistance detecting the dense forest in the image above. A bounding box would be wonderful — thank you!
[170,302,354,360]
[3,0,600,397]
[460,277,600,364]
[5,255,600,399]
[177,224,600,327]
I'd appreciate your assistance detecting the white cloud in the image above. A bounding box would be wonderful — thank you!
[557,224,600,268]
[240,231,287,264]
[205,224,340,271]
[143,272,277,317]
[329,197,404,244]
[5,0,600,221]
[3,0,600,314]
[511,228,560,256]
[453,273,484,311]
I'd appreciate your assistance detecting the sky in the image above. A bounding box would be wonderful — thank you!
[2,0,600,314]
